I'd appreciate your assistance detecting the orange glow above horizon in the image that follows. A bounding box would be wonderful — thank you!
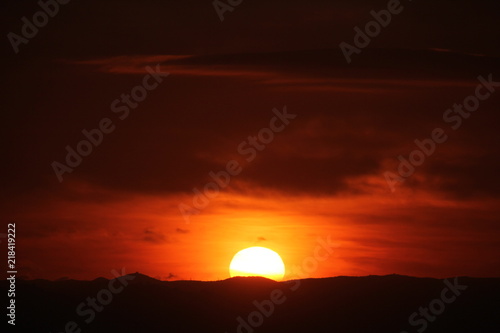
[6,179,500,281]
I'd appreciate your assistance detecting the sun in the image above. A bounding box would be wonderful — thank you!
[229,246,285,280]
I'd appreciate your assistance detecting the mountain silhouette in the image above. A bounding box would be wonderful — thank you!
[5,274,500,332]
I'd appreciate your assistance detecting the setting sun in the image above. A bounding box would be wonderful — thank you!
[229,246,285,280]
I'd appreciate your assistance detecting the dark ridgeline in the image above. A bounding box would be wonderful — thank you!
[6,273,500,333]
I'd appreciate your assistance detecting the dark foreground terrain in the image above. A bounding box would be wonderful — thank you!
[4,274,500,333]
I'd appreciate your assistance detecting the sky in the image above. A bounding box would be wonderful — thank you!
[1,0,500,281]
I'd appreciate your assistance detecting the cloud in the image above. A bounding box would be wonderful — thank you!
[66,49,496,83]
[49,49,499,200]
[3,50,500,204]
[176,228,189,234]
[67,55,193,74]
[142,228,168,244]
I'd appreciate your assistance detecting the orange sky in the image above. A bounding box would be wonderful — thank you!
[3,54,500,280]
[6,174,500,281]
[2,0,500,281]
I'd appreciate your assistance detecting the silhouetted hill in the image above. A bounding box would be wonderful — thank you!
[4,274,500,332]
